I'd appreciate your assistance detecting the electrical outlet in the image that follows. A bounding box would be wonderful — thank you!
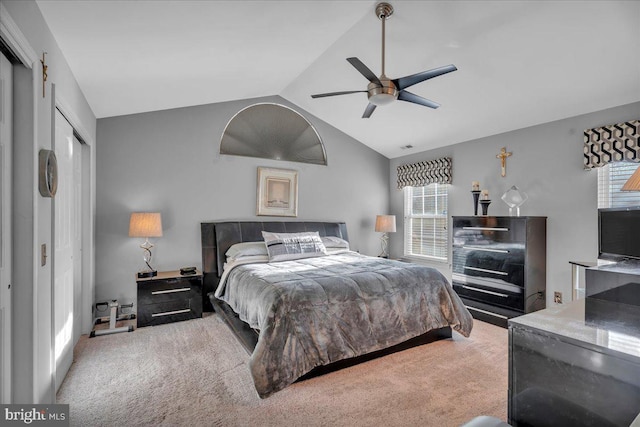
[554,291,563,304]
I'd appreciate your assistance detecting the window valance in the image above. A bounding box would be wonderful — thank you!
[397,157,452,189]
[583,120,639,169]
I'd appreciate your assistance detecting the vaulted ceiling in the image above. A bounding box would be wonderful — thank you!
[36,1,640,158]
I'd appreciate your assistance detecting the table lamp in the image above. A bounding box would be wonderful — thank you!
[129,212,163,278]
[375,215,396,258]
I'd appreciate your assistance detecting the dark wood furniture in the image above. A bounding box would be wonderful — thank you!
[136,270,203,327]
[509,299,640,427]
[452,216,546,327]
[200,220,451,365]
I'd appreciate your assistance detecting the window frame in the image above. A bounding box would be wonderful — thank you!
[597,162,640,209]
[403,183,449,263]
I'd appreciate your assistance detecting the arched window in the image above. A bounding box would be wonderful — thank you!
[220,103,327,165]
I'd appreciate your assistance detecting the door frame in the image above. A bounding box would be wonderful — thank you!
[0,2,38,404]
[0,49,13,404]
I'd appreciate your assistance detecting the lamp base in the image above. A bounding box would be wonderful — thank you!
[137,270,157,279]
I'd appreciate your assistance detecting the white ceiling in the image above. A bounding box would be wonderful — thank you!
[36,0,640,158]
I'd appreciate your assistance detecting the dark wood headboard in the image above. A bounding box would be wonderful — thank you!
[200,221,349,311]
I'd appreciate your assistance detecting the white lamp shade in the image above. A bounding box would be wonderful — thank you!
[129,212,163,238]
[375,215,396,233]
[621,165,640,191]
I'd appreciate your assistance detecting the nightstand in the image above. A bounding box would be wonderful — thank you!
[136,270,203,327]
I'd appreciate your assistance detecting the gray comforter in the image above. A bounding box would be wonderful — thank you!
[218,251,473,398]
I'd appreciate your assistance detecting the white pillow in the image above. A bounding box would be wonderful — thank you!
[321,236,350,250]
[262,231,327,262]
[225,241,268,260]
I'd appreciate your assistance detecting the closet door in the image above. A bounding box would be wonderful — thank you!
[72,135,82,348]
[54,110,77,391]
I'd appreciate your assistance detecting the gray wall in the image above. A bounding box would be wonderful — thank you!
[3,0,97,403]
[389,101,640,306]
[96,95,390,305]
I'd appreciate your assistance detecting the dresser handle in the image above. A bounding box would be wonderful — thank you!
[462,226,509,232]
[151,287,190,295]
[461,285,508,298]
[465,305,508,319]
[465,266,508,276]
[462,246,509,254]
[152,308,191,317]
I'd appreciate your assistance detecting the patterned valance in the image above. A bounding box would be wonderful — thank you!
[397,157,452,189]
[584,120,639,169]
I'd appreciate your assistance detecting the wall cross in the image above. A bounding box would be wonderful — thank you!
[496,147,512,177]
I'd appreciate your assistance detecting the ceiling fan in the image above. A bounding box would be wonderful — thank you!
[311,2,457,118]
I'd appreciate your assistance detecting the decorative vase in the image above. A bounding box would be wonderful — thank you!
[471,190,481,215]
[480,200,491,216]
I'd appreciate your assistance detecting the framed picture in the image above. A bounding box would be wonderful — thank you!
[257,167,298,217]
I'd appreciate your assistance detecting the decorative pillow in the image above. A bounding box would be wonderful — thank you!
[321,236,350,250]
[262,231,327,262]
[225,242,268,260]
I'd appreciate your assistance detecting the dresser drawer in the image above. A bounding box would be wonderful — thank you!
[452,250,525,288]
[453,217,527,244]
[137,299,201,327]
[453,281,524,312]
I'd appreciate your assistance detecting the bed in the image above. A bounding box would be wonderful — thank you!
[201,221,473,398]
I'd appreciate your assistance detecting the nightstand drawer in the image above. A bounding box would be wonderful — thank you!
[137,299,201,327]
[138,277,201,305]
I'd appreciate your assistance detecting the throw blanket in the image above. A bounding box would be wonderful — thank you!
[218,252,473,398]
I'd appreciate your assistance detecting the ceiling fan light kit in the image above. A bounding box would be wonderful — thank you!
[311,2,457,118]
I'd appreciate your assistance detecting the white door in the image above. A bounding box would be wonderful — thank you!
[0,51,13,403]
[72,136,82,348]
[54,110,76,391]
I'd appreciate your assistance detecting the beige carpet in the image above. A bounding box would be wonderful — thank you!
[57,314,508,427]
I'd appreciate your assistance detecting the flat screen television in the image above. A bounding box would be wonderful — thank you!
[598,206,640,261]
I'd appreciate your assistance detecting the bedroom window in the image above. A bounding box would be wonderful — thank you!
[403,184,448,261]
[597,162,640,208]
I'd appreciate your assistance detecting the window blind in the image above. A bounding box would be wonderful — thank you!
[597,162,640,208]
[403,184,448,261]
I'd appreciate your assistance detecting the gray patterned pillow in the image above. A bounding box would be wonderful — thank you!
[262,231,327,262]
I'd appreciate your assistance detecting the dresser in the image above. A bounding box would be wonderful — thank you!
[451,216,546,327]
[136,270,203,327]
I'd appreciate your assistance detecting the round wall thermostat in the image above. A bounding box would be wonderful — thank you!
[38,149,58,198]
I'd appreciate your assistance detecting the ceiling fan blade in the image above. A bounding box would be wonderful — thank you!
[362,103,377,118]
[311,90,367,99]
[393,64,457,90]
[397,90,441,109]
[347,57,382,86]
